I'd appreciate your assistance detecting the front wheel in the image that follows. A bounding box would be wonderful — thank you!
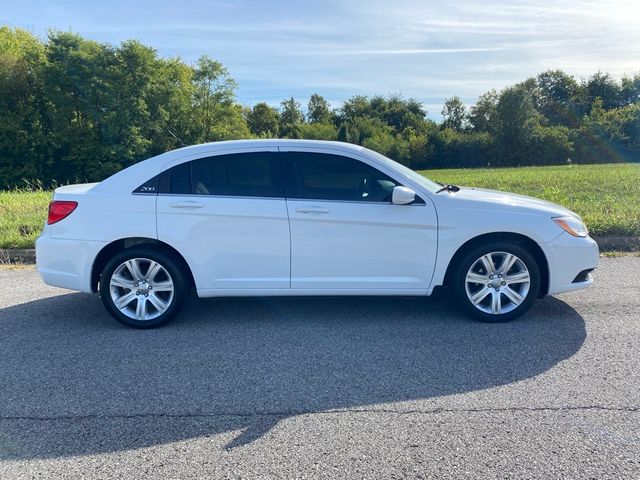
[452,242,541,322]
[99,248,188,328]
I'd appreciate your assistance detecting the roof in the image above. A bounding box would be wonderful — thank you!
[169,139,365,156]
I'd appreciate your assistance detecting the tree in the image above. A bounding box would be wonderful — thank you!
[581,72,622,112]
[279,97,304,138]
[246,102,279,137]
[529,125,573,165]
[621,74,640,106]
[492,86,540,165]
[535,70,580,127]
[299,122,338,140]
[441,96,466,131]
[0,27,48,186]
[337,95,371,124]
[307,93,332,124]
[573,100,640,163]
[192,55,238,142]
[468,90,498,133]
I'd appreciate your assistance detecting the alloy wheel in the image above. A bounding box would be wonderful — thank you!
[464,251,531,315]
[109,258,175,321]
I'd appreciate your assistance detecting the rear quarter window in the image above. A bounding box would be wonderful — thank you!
[133,174,160,194]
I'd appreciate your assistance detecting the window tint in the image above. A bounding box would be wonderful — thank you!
[284,152,400,202]
[169,162,191,195]
[167,152,283,197]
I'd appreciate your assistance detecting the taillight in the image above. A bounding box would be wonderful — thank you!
[47,201,78,225]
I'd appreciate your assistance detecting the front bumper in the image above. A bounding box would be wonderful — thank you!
[35,233,106,293]
[541,232,599,295]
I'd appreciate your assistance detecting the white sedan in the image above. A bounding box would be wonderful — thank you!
[36,140,599,328]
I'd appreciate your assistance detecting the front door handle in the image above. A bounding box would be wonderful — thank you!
[170,201,204,209]
[296,206,329,214]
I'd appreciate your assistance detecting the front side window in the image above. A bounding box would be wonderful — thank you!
[165,152,283,197]
[283,152,400,202]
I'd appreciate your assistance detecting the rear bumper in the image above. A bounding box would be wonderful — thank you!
[541,233,599,295]
[35,234,106,293]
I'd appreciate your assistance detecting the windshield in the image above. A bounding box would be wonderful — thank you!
[365,149,441,193]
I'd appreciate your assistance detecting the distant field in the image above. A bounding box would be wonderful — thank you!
[0,163,638,249]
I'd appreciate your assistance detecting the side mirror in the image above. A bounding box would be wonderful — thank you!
[391,186,416,205]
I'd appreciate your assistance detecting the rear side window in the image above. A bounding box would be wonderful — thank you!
[169,162,190,194]
[165,152,283,198]
[283,152,401,202]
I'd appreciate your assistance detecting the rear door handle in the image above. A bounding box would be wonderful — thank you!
[295,206,329,214]
[170,201,204,209]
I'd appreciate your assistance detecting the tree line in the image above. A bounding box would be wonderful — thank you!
[1,26,638,188]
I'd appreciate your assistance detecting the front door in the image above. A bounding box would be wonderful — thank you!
[282,151,438,292]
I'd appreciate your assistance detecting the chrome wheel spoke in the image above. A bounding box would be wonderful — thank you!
[506,271,530,284]
[490,291,502,314]
[114,291,136,309]
[146,261,162,283]
[147,294,168,313]
[480,254,495,274]
[151,281,174,292]
[110,274,134,290]
[135,297,148,320]
[503,286,524,305]
[125,259,144,281]
[499,254,517,274]
[466,272,488,284]
[470,287,491,305]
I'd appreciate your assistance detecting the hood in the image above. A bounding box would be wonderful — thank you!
[444,187,577,218]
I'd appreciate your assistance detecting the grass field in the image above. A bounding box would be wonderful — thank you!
[0,189,51,249]
[0,163,638,249]
[422,163,640,238]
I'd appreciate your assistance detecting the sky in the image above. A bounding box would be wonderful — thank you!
[2,0,640,118]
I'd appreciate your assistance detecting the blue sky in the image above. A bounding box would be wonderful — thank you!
[3,0,639,118]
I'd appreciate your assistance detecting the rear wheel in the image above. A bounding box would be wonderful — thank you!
[452,242,541,322]
[99,248,188,328]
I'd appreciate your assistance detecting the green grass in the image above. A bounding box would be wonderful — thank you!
[0,189,51,249]
[420,163,640,238]
[0,163,638,249]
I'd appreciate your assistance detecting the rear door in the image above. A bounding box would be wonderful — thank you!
[156,149,290,292]
[282,150,438,292]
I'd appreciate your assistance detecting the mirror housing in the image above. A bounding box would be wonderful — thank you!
[391,186,416,205]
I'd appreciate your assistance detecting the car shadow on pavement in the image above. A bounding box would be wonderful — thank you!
[0,291,586,459]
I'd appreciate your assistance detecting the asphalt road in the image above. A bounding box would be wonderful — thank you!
[0,257,638,479]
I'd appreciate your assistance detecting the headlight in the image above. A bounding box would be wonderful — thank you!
[553,216,588,238]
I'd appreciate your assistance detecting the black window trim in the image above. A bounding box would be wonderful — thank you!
[135,150,426,205]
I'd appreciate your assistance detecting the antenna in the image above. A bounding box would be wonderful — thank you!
[168,129,187,148]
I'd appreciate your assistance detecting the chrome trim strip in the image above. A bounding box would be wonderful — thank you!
[155,193,425,205]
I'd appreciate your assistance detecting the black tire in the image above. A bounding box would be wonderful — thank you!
[451,241,541,323]
[99,247,188,328]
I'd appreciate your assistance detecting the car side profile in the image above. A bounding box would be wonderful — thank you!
[36,140,599,328]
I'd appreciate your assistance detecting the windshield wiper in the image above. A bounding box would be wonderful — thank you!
[435,184,461,194]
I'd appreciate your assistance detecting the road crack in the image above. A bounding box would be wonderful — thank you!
[0,405,638,422]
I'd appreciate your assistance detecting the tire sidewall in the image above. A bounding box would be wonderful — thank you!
[99,248,187,328]
[452,242,541,323]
